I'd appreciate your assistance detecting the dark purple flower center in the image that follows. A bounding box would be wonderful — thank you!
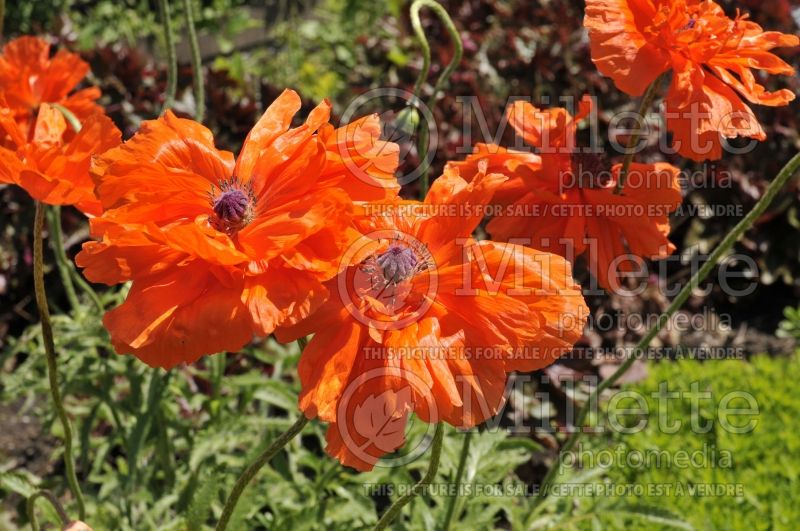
[208,177,256,234]
[376,244,418,284]
[213,189,249,222]
[569,151,611,189]
[686,18,696,29]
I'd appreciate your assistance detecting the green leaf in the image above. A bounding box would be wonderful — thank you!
[0,471,39,498]
[251,380,299,412]
[614,503,695,530]
[0,473,62,527]
[186,472,220,530]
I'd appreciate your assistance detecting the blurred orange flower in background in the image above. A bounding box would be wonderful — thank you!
[449,96,683,290]
[77,89,400,368]
[277,164,588,471]
[0,36,102,139]
[584,0,799,161]
[0,36,119,214]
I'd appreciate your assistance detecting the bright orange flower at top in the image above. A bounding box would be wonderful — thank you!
[584,0,799,161]
[0,36,102,145]
[0,36,119,214]
[76,89,400,368]
[276,165,587,471]
[448,97,683,290]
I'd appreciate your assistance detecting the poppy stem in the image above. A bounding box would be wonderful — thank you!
[440,430,472,531]
[70,262,104,313]
[27,489,70,531]
[32,202,86,520]
[0,0,5,40]
[215,415,309,531]
[157,0,178,111]
[409,0,463,199]
[534,150,800,505]
[46,207,80,312]
[614,73,666,195]
[181,0,205,122]
[373,422,445,531]
[409,0,463,101]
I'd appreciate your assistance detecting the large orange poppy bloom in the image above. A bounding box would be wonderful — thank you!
[0,37,102,139]
[0,36,118,214]
[584,0,799,160]
[276,165,588,471]
[76,89,399,368]
[448,97,683,290]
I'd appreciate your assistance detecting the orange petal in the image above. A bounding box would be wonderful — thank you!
[0,144,22,184]
[76,225,185,285]
[418,165,507,255]
[666,70,765,161]
[243,267,330,336]
[318,114,401,201]
[40,48,93,103]
[296,321,364,422]
[584,0,669,96]
[103,263,252,368]
[32,103,67,148]
[235,89,302,181]
[237,187,352,262]
[21,112,121,214]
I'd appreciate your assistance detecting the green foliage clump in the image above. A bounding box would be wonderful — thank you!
[5,1,259,52]
[213,0,404,105]
[578,355,800,531]
[0,289,699,530]
[0,289,540,529]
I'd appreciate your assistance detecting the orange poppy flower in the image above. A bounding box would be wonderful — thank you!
[448,97,683,290]
[0,36,102,147]
[0,37,118,214]
[76,89,400,368]
[0,103,120,215]
[584,0,799,160]
[276,165,587,471]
